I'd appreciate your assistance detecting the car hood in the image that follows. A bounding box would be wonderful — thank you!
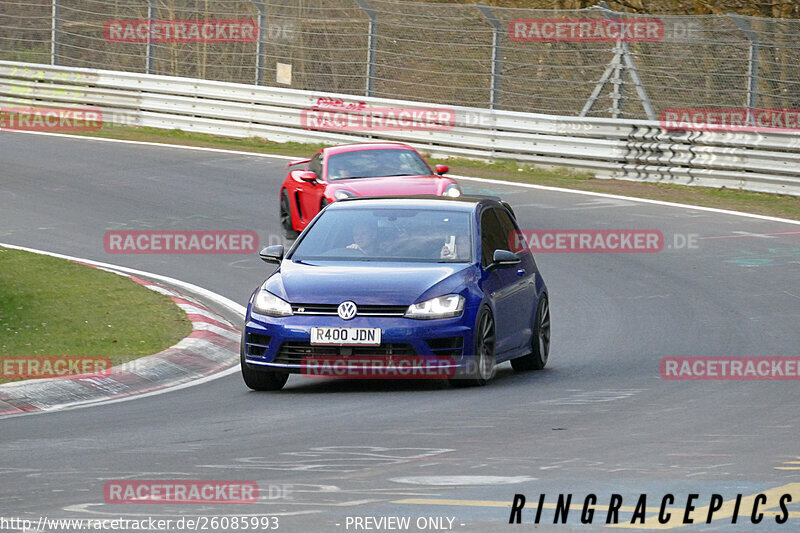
[264,260,474,306]
[326,175,454,197]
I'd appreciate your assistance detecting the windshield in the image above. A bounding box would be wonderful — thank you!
[326,149,432,180]
[290,207,473,263]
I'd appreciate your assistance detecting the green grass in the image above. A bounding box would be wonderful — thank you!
[71,124,329,157]
[67,124,799,221]
[0,247,192,384]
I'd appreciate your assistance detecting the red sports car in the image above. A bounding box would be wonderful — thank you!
[279,143,461,235]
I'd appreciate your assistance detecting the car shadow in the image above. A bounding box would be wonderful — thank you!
[274,365,525,393]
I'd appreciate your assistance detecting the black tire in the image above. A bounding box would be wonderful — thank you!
[280,189,299,239]
[511,294,550,371]
[450,306,495,387]
[241,332,289,391]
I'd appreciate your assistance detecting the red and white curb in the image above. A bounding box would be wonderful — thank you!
[0,259,241,416]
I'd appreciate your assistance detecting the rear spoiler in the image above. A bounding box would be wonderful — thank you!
[286,158,311,169]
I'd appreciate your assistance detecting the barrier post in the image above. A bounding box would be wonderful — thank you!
[354,0,377,97]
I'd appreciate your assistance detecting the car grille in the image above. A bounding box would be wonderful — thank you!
[291,303,407,317]
[245,332,271,357]
[273,342,416,365]
[425,336,464,357]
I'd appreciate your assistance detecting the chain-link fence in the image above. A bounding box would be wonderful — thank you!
[1,0,799,119]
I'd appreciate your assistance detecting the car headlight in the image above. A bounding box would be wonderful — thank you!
[443,184,461,197]
[405,294,465,320]
[252,289,293,317]
[334,189,356,200]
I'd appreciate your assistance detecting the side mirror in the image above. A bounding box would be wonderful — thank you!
[489,249,521,270]
[435,164,449,175]
[259,245,284,263]
[298,171,318,183]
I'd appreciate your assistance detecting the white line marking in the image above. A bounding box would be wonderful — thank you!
[731,230,778,239]
[390,476,533,486]
[7,130,798,226]
[0,242,245,418]
[5,130,297,161]
[452,175,800,226]
[700,230,800,241]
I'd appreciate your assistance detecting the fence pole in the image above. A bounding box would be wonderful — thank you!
[476,4,502,110]
[51,0,59,65]
[610,41,624,118]
[619,44,655,120]
[579,48,621,117]
[729,14,760,124]
[146,0,156,74]
[252,1,267,85]
[354,0,377,97]
[586,2,655,120]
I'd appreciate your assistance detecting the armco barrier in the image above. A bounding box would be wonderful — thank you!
[1,61,798,195]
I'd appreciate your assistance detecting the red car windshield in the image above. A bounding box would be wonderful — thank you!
[326,149,432,180]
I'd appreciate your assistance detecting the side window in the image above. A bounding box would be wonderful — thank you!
[480,209,506,267]
[308,153,322,178]
[495,208,524,253]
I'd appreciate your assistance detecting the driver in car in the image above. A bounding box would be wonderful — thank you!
[347,221,386,255]
[327,159,349,179]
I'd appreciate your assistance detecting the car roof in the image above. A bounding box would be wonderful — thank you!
[327,195,498,212]
[323,142,415,156]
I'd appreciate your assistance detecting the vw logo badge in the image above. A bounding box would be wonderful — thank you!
[337,301,357,320]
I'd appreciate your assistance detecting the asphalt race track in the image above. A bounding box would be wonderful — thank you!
[1,132,799,532]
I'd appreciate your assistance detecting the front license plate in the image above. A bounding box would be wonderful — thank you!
[310,327,381,346]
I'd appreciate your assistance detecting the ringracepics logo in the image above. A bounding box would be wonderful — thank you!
[301,356,457,379]
[0,106,103,132]
[508,492,793,526]
[660,108,800,133]
[509,18,664,42]
[103,231,258,254]
[661,357,800,380]
[301,97,455,132]
[510,230,664,253]
[103,481,259,504]
[104,20,257,43]
[1,356,111,380]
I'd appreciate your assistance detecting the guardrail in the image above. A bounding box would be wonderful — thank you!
[1,61,798,196]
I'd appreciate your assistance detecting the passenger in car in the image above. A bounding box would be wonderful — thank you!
[440,235,471,261]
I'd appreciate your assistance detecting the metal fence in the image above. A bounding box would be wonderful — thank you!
[1,0,799,119]
[3,60,799,195]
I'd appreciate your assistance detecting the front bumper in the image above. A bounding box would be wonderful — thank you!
[243,309,476,373]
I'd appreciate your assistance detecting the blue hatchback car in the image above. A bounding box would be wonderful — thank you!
[241,196,550,390]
